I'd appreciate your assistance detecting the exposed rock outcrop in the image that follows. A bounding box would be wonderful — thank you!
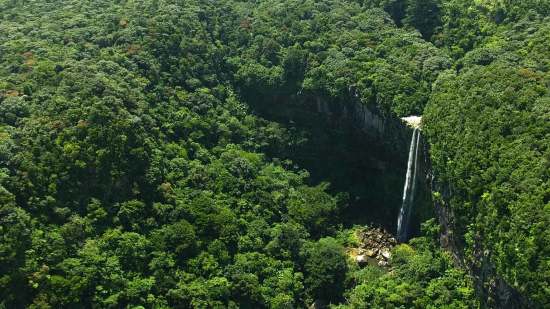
[348,226,397,268]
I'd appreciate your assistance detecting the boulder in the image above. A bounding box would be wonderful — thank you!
[356,255,368,266]
[365,249,377,257]
[381,249,391,260]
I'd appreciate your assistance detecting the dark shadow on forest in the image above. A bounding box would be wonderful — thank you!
[247,94,422,233]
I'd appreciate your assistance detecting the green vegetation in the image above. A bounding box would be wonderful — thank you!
[339,221,479,309]
[0,0,547,308]
[424,15,550,306]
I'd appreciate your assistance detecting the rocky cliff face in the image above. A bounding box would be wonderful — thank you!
[431,176,534,308]
[311,96,438,235]
[313,97,411,157]
[250,92,438,237]
[249,93,415,230]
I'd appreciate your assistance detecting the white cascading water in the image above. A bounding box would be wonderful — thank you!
[397,127,421,242]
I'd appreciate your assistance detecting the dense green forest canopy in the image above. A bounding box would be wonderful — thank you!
[0,0,548,308]
[424,16,550,307]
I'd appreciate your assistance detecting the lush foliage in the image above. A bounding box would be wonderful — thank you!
[0,0,344,307]
[228,0,449,116]
[424,8,550,308]
[338,221,479,309]
[0,0,547,308]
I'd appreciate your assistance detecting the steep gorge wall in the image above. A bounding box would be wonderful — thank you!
[313,97,410,157]
[432,178,534,309]
[318,93,537,307]
[314,97,434,237]
[251,93,433,233]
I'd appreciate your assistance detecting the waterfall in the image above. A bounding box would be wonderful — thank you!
[397,127,421,242]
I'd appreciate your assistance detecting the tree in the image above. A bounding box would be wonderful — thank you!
[152,220,197,258]
[301,237,347,303]
[0,204,32,307]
